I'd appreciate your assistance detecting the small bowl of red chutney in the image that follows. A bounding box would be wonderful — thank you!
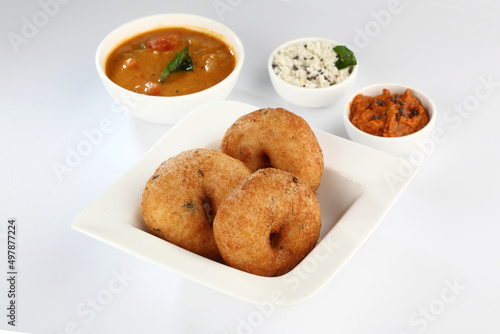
[343,83,437,157]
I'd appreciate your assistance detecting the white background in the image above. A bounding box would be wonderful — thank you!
[2,0,500,333]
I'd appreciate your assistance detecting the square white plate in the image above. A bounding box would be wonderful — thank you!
[72,100,418,306]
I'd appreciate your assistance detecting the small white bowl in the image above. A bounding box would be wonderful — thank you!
[268,37,358,108]
[343,83,437,157]
[95,13,244,125]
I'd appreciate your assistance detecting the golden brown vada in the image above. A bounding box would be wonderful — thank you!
[141,148,251,261]
[213,168,322,276]
[220,108,324,192]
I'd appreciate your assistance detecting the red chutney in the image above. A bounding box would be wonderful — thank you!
[105,27,236,97]
[349,89,430,137]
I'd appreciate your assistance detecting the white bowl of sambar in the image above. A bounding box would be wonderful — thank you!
[96,13,244,124]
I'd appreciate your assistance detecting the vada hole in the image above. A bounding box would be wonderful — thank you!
[269,232,280,248]
[202,199,214,226]
[269,227,282,248]
[258,153,271,169]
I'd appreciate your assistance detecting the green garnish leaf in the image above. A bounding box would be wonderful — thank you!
[333,45,357,70]
[179,49,193,72]
[160,45,194,83]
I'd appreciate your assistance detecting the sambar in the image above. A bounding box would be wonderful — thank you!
[105,27,236,96]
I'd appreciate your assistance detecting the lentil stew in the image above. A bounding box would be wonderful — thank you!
[105,27,236,96]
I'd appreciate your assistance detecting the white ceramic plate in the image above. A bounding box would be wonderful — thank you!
[72,100,418,306]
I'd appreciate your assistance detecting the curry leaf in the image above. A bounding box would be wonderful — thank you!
[333,45,357,70]
[179,50,193,71]
[160,45,193,83]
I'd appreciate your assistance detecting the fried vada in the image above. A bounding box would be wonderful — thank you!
[220,108,324,192]
[213,168,322,276]
[141,148,251,261]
